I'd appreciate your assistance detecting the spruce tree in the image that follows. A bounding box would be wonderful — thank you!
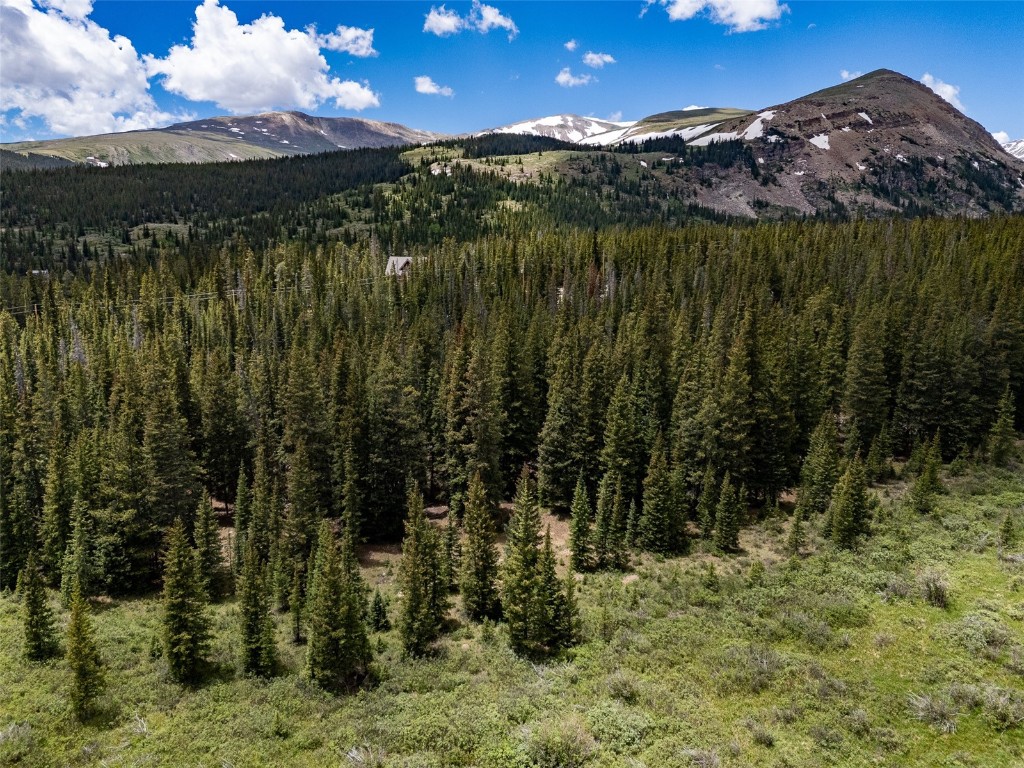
[232,466,251,574]
[796,413,841,517]
[460,472,500,621]
[39,448,75,578]
[535,526,576,654]
[592,471,615,569]
[988,387,1017,466]
[238,538,276,677]
[162,518,211,684]
[1000,512,1018,551]
[537,341,583,515]
[21,552,59,661]
[568,474,593,572]
[696,464,717,539]
[502,468,542,655]
[398,484,446,656]
[305,525,370,691]
[66,586,105,720]
[370,589,391,632]
[910,433,943,514]
[830,457,869,549]
[713,474,741,553]
[786,510,806,557]
[193,495,222,600]
[60,496,97,606]
[638,434,683,554]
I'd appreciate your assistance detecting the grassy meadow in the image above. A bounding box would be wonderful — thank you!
[3,464,1023,767]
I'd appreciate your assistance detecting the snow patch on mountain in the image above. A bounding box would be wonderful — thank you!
[1002,138,1024,161]
[478,114,634,144]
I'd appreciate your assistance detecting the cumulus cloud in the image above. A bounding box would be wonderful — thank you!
[145,0,379,114]
[414,75,454,97]
[653,0,789,33]
[423,5,464,36]
[555,68,593,88]
[564,39,578,51]
[840,69,862,81]
[582,51,616,69]
[319,25,377,57]
[921,73,965,112]
[992,130,1010,145]
[0,0,182,137]
[423,1,518,40]
[607,110,623,121]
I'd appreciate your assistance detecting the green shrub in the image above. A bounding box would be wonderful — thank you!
[523,715,595,768]
[918,569,951,608]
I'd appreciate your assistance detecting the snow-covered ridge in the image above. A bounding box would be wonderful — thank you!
[1002,138,1024,161]
[477,114,634,144]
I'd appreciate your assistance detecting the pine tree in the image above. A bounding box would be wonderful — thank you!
[232,466,251,574]
[988,387,1017,466]
[162,518,211,684]
[535,526,576,654]
[568,474,593,572]
[238,538,276,677]
[830,457,869,549]
[289,560,304,644]
[193,495,223,600]
[440,514,460,593]
[21,552,58,661]
[696,464,717,539]
[910,433,943,514]
[600,373,645,506]
[502,468,542,655]
[305,525,370,691]
[592,471,616,569]
[370,589,391,632]
[66,586,105,720]
[713,474,741,553]
[638,433,683,554]
[459,472,500,621]
[999,511,1017,551]
[38,447,75,578]
[796,413,841,517]
[398,483,446,656]
[842,312,889,454]
[60,496,97,606]
[786,510,806,557]
[537,340,583,515]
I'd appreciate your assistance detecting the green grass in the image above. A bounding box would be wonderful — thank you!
[3,465,1024,767]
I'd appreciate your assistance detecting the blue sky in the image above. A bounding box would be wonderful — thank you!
[1,1,1022,143]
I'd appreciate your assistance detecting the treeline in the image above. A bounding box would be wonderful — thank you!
[2,215,1022,594]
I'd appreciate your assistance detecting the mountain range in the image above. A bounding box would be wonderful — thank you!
[2,69,1022,219]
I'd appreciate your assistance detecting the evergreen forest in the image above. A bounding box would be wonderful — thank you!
[1,141,1023,767]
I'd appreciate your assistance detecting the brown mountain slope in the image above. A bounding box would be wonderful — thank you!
[687,70,1024,217]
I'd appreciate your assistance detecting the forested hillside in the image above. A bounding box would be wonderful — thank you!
[2,130,1024,765]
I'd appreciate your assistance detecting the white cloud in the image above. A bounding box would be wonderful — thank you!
[607,110,623,121]
[655,0,789,33]
[414,75,454,97]
[807,22,816,29]
[582,51,616,69]
[564,39,578,51]
[992,130,1010,145]
[473,1,518,39]
[921,72,965,112]
[423,5,464,36]
[145,0,379,115]
[555,68,593,88]
[840,69,862,82]
[0,0,182,137]
[423,1,518,40]
[319,25,377,58]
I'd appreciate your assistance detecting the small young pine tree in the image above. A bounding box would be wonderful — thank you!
[988,387,1017,467]
[1000,511,1017,551]
[370,589,391,632]
[66,586,105,720]
[238,538,277,677]
[638,435,683,554]
[829,458,869,550]
[696,464,717,539]
[535,526,576,654]
[162,518,212,684]
[193,495,223,600]
[60,496,97,606]
[398,483,446,657]
[21,552,59,662]
[786,510,806,557]
[910,433,943,514]
[568,474,592,572]
[592,471,615,569]
[460,472,500,621]
[502,468,542,655]
[713,475,741,553]
[796,413,841,517]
